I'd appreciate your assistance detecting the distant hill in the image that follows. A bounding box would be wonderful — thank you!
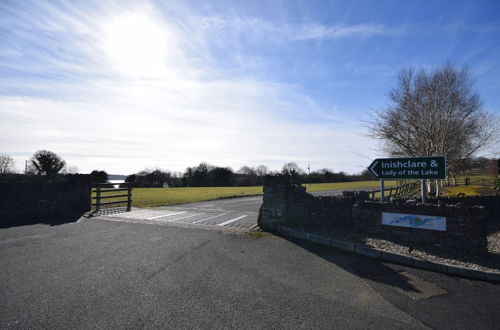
[108,174,127,180]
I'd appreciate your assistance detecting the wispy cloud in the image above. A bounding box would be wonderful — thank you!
[8,0,471,174]
[293,23,395,40]
[196,16,399,42]
[0,0,379,174]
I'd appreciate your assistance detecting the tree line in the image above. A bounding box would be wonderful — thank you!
[125,162,373,188]
[0,151,373,187]
[1,150,497,188]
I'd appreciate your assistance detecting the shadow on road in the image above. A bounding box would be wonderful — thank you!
[282,235,423,294]
[0,212,84,229]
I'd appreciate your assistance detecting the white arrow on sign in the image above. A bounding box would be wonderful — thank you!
[369,160,379,177]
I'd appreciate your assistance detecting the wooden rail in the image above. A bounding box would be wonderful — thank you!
[463,178,499,186]
[368,181,420,200]
[92,182,132,212]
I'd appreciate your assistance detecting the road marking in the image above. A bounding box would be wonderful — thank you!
[168,213,205,222]
[191,213,227,224]
[217,215,248,226]
[118,210,156,218]
[168,207,227,212]
[145,211,187,220]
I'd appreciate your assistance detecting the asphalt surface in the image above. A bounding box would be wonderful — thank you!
[1,195,499,329]
[96,195,263,229]
[95,189,367,230]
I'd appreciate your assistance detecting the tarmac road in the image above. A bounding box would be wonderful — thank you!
[95,189,368,230]
[1,204,499,329]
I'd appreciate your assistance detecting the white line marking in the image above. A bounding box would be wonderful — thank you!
[145,211,187,220]
[191,213,227,224]
[119,211,155,218]
[168,213,205,222]
[168,207,226,212]
[217,215,248,226]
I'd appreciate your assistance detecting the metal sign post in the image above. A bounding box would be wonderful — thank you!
[421,179,426,203]
[380,179,385,202]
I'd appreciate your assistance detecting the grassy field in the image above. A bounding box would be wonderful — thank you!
[96,180,399,208]
[443,168,498,196]
[304,180,399,192]
[456,168,498,183]
[441,185,497,197]
[95,169,498,209]
[130,186,263,208]
[98,172,500,209]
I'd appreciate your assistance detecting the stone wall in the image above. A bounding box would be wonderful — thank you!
[426,196,499,223]
[257,175,290,232]
[258,175,362,232]
[353,200,488,252]
[0,174,92,226]
[258,175,493,252]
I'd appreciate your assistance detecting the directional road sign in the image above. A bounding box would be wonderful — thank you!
[368,156,446,179]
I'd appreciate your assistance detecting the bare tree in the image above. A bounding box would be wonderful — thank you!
[62,165,79,174]
[255,165,269,177]
[0,154,16,174]
[30,150,66,176]
[282,162,304,176]
[237,166,256,176]
[368,63,499,181]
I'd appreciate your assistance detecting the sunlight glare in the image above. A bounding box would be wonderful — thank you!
[103,13,168,77]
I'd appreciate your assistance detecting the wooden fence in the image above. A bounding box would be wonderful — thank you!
[368,181,420,200]
[92,182,132,212]
[443,177,499,187]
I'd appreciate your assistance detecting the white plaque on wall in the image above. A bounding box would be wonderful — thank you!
[382,212,446,231]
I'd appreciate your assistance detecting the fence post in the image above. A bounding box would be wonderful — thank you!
[421,179,426,203]
[127,184,132,212]
[380,179,385,202]
[96,185,101,211]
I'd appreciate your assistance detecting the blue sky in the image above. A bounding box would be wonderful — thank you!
[1,0,499,174]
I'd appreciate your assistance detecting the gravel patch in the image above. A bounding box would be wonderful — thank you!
[306,225,500,274]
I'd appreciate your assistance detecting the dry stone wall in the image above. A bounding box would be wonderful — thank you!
[353,200,488,252]
[259,175,493,252]
[258,175,362,232]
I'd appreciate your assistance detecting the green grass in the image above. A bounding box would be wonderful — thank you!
[441,185,497,197]
[305,180,399,192]
[95,179,400,209]
[130,186,263,208]
[456,168,497,182]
